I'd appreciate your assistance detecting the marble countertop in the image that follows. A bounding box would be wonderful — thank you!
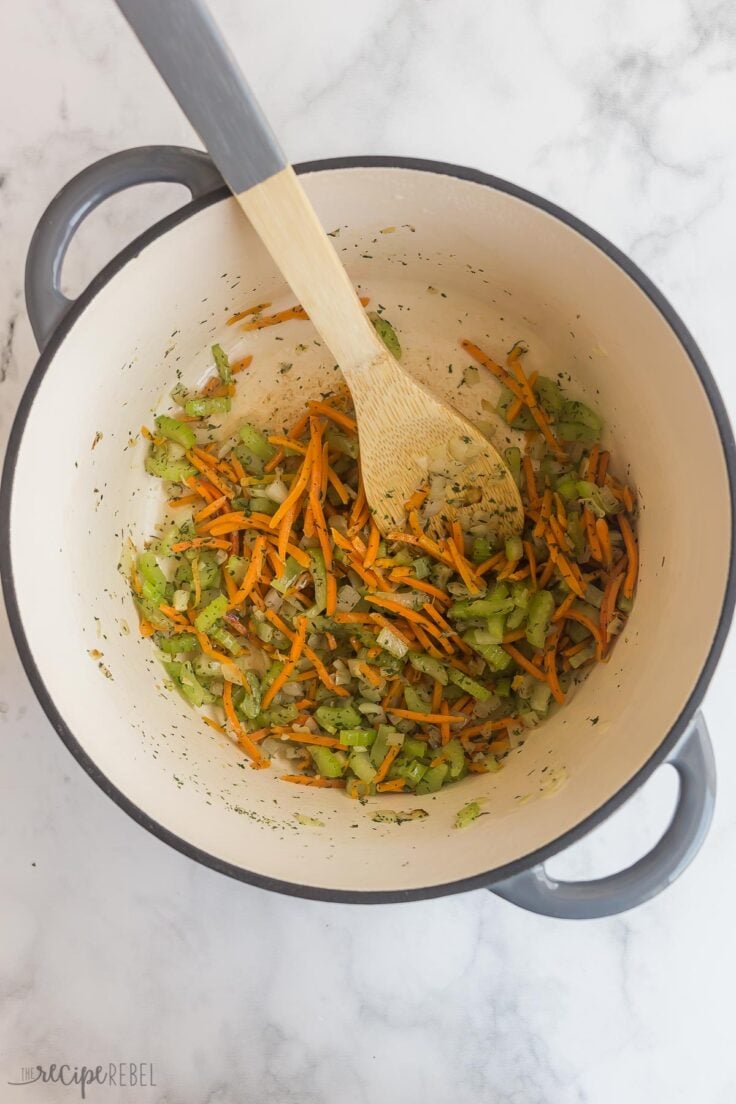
[2,1,735,1100]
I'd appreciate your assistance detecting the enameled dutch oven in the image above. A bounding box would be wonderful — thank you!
[2,147,734,917]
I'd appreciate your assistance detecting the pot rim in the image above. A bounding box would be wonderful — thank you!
[2,153,735,904]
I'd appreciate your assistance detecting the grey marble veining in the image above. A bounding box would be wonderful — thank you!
[1,1,735,1101]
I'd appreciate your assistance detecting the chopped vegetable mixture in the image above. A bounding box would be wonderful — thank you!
[130,307,637,800]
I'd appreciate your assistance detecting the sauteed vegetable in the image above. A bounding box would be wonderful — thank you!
[130,307,637,799]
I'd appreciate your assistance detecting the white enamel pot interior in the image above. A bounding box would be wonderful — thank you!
[4,155,735,902]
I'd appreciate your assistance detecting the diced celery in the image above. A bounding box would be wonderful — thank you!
[455,801,482,829]
[370,725,397,768]
[404,685,431,714]
[210,625,243,657]
[138,551,166,604]
[448,667,491,702]
[462,630,513,671]
[239,671,262,719]
[505,535,523,562]
[340,728,377,747]
[239,422,276,461]
[155,414,197,449]
[249,495,278,515]
[314,704,362,733]
[212,343,231,383]
[442,739,466,779]
[411,556,432,579]
[504,446,522,488]
[395,759,427,787]
[369,312,401,358]
[556,472,579,501]
[530,681,552,715]
[417,763,449,794]
[525,590,555,649]
[485,613,506,644]
[471,536,493,564]
[402,737,427,760]
[561,399,603,435]
[256,703,298,726]
[408,652,448,685]
[184,395,231,418]
[349,749,377,782]
[325,429,358,458]
[533,375,565,418]
[156,633,198,654]
[145,450,196,482]
[309,746,346,778]
[272,555,305,595]
[194,594,228,632]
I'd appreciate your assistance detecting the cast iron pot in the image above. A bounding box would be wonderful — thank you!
[2,146,735,917]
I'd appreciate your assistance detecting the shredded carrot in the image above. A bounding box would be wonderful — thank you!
[373,744,401,784]
[168,493,200,508]
[565,608,604,646]
[171,538,232,552]
[587,444,600,482]
[280,774,345,788]
[308,400,357,433]
[231,536,265,606]
[596,516,613,568]
[364,521,381,568]
[584,507,603,562]
[264,449,285,473]
[194,494,228,522]
[223,680,266,765]
[503,644,549,682]
[356,662,384,688]
[226,301,272,325]
[523,453,538,505]
[389,708,465,724]
[268,435,308,455]
[231,355,253,374]
[191,556,202,607]
[552,590,577,622]
[202,715,227,735]
[445,539,481,594]
[618,514,639,600]
[325,572,337,617]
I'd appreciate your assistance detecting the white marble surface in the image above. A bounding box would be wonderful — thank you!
[1,1,735,1100]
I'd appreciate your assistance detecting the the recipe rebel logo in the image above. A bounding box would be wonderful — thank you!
[7,1063,156,1099]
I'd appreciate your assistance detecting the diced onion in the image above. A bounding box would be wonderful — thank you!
[173,588,189,612]
[336,585,361,612]
[264,477,288,504]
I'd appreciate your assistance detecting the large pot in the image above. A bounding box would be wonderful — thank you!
[2,147,734,917]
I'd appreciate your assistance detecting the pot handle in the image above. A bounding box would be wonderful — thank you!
[25,145,223,352]
[489,711,715,919]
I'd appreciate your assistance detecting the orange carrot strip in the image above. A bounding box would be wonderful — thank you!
[376,778,406,793]
[431,679,443,713]
[194,494,228,522]
[596,516,613,569]
[277,504,296,564]
[202,715,227,735]
[373,744,401,784]
[439,700,451,746]
[587,444,600,482]
[227,302,272,325]
[264,449,285,473]
[389,708,466,724]
[268,435,307,455]
[565,608,604,646]
[171,538,232,552]
[326,466,350,504]
[623,486,635,513]
[230,535,266,605]
[168,493,200,508]
[269,439,314,528]
[223,680,267,766]
[326,572,337,617]
[308,401,357,433]
[281,774,345,788]
[364,521,381,569]
[503,644,549,682]
[231,354,253,374]
[618,514,638,600]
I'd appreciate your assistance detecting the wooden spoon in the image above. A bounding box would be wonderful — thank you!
[116,0,524,538]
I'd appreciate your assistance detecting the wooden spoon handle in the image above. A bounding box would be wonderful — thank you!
[116,0,384,376]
